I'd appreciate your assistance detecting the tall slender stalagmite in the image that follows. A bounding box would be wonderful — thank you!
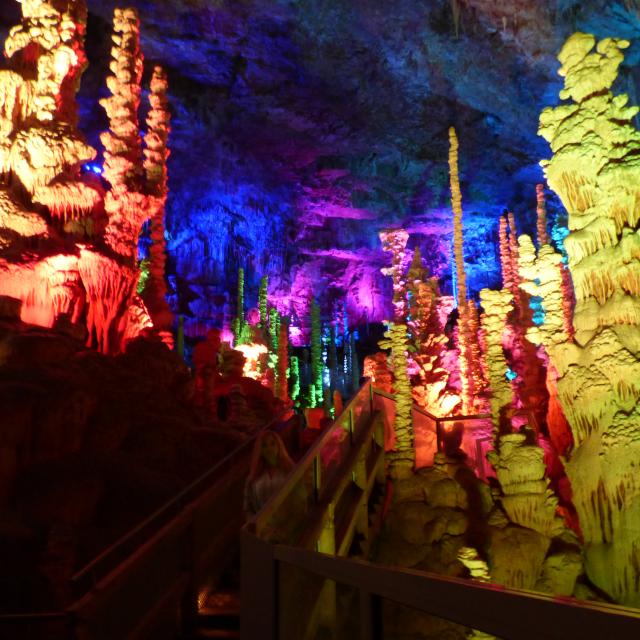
[448,128,484,412]
[142,66,173,344]
[536,184,549,247]
[100,7,146,259]
[539,32,640,606]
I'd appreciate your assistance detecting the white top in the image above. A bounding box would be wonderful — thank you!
[244,468,288,517]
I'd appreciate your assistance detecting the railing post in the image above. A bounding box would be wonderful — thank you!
[369,382,374,416]
[180,508,198,638]
[241,529,277,640]
[313,454,321,503]
[360,591,382,640]
[436,419,443,453]
[349,407,355,443]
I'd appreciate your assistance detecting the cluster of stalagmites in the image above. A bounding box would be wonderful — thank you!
[0,0,173,354]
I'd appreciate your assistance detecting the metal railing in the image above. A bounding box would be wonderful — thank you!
[0,408,292,639]
[240,533,640,640]
[249,381,384,553]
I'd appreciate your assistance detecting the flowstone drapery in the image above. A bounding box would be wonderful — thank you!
[0,1,174,354]
[539,32,640,606]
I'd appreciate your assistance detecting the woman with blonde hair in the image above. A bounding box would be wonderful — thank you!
[243,430,295,519]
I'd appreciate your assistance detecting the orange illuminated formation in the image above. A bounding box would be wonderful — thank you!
[0,1,173,354]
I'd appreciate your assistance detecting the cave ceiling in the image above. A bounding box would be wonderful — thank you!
[2,0,639,337]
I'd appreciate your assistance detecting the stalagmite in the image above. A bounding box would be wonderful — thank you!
[379,228,414,474]
[142,66,173,346]
[0,2,173,353]
[448,127,485,412]
[536,184,549,247]
[406,248,457,415]
[479,288,513,434]
[539,32,640,606]
[101,7,147,260]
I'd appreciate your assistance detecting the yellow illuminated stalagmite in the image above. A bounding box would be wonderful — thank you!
[478,288,513,433]
[448,128,486,412]
[379,229,415,475]
[539,32,640,606]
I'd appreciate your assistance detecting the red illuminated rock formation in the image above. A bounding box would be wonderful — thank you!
[0,2,174,354]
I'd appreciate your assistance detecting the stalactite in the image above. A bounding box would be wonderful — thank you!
[538,32,640,605]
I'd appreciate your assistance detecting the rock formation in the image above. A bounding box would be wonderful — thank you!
[379,228,414,474]
[142,66,173,347]
[538,32,640,606]
[0,1,173,354]
[448,128,486,412]
[478,288,513,433]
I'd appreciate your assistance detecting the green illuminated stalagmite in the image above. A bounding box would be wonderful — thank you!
[310,299,323,407]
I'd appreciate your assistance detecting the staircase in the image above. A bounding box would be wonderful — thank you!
[194,550,241,640]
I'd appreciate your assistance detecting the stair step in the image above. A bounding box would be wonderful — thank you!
[194,629,240,639]
[198,612,239,628]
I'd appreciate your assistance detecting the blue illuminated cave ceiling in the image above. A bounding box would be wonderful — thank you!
[2,0,639,337]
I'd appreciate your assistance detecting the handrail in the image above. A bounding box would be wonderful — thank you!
[242,532,640,640]
[372,386,491,423]
[69,406,291,597]
[251,381,375,533]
